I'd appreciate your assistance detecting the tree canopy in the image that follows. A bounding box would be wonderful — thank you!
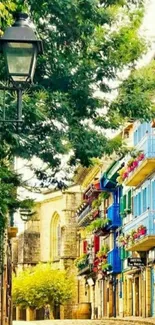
[110,60,155,122]
[0,0,146,169]
[13,263,75,309]
[0,0,153,211]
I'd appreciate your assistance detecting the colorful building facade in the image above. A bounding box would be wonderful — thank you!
[119,122,155,318]
[76,159,123,318]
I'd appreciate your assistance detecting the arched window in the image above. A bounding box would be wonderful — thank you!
[50,213,61,261]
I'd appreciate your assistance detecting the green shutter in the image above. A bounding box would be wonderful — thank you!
[123,195,127,210]
[128,190,131,210]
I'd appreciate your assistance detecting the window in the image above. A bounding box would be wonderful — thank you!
[50,212,61,261]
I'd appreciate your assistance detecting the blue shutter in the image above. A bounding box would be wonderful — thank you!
[137,193,141,216]
[142,188,147,213]
[146,184,151,210]
[139,192,142,215]
[147,135,152,158]
[137,126,140,143]
[143,122,147,136]
[134,130,137,146]
[152,181,155,211]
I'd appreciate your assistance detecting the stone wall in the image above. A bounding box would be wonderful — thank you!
[18,231,40,264]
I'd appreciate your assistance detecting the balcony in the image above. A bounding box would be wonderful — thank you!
[77,258,90,276]
[123,211,155,252]
[100,159,124,189]
[107,248,121,273]
[125,135,155,186]
[77,205,91,227]
[107,203,121,228]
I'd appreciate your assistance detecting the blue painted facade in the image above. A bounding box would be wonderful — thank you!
[123,122,155,233]
[107,248,121,274]
[100,161,122,275]
[107,203,121,228]
[122,122,155,317]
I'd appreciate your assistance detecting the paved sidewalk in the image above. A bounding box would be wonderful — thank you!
[110,317,155,324]
[13,317,155,325]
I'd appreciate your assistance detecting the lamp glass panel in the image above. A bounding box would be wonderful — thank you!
[5,42,34,81]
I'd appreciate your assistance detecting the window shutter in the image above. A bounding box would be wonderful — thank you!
[137,126,140,143]
[133,195,137,217]
[94,235,99,253]
[120,197,123,213]
[134,130,137,146]
[152,181,155,211]
[139,192,142,216]
[146,184,151,209]
[83,240,88,254]
[123,195,127,210]
[128,190,131,210]
[142,188,147,213]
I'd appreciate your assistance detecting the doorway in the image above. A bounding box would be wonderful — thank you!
[151,268,155,316]
[135,277,139,316]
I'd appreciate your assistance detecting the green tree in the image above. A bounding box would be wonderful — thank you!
[0,0,146,173]
[0,0,151,220]
[110,60,155,122]
[13,264,75,314]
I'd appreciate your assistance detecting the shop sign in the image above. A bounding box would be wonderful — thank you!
[127,257,146,267]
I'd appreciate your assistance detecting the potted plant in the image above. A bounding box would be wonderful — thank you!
[132,159,139,168]
[122,172,128,180]
[137,152,145,161]
[101,263,112,272]
[118,235,127,247]
[96,244,109,259]
[137,225,147,236]
[75,254,88,269]
[127,158,135,167]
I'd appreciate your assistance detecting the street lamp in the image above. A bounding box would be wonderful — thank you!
[0,12,43,121]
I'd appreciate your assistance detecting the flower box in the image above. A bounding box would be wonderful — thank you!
[133,160,138,168]
[138,228,147,236]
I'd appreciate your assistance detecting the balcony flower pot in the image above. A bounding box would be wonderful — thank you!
[127,166,132,173]
[94,182,100,190]
[130,165,135,171]
[122,172,128,180]
[137,153,145,161]
[133,160,138,168]
[139,228,147,236]
[127,158,135,167]
[133,233,138,240]
[102,263,112,272]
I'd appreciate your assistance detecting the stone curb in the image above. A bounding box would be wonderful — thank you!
[109,318,155,325]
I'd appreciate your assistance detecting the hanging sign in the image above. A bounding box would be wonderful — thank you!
[127,257,146,267]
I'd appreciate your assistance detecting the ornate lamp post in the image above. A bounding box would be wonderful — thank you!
[0,13,43,325]
[0,12,43,121]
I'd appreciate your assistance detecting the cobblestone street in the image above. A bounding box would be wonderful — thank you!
[13,318,155,325]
